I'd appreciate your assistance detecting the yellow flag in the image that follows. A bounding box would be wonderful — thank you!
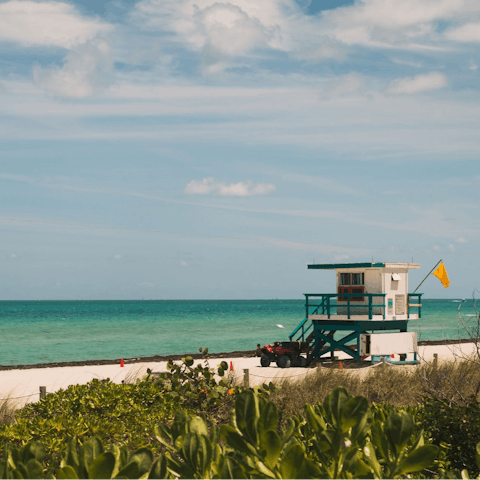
[433,262,450,288]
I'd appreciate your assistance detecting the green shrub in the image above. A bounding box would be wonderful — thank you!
[418,395,480,476]
[0,352,274,468]
[0,387,454,479]
[0,378,172,460]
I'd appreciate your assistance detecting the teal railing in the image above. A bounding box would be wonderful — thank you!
[303,293,386,320]
[290,293,423,342]
[289,299,325,342]
[301,293,423,320]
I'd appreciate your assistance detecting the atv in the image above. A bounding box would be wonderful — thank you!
[260,341,310,368]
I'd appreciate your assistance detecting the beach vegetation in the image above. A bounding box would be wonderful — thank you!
[1,348,480,477]
[1,387,468,479]
[0,352,274,469]
[0,393,18,425]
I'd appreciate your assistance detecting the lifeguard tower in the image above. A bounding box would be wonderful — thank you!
[289,262,422,364]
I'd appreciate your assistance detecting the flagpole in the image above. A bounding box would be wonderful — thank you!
[412,259,442,294]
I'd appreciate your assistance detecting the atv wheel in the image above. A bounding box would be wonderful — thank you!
[276,355,291,369]
[296,356,307,368]
[260,354,271,367]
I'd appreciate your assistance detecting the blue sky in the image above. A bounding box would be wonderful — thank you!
[0,0,479,300]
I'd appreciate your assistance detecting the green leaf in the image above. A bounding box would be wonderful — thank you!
[108,445,122,479]
[182,433,212,477]
[234,390,260,446]
[21,441,46,465]
[363,441,383,479]
[476,442,480,471]
[398,445,440,474]
[341,396,369,435]
[385,411,414,455]
[220,426,256,456]
[257,402,278,437]
[260,431,282,471]
[57,465,80,479]
[163,452,195,479]
[279,444,309,479]
[88,452,116,479]
[26,459,44,479]
[305,404,326,434]
[371,421,390,461]
[64,438,80,476]
[13,462,29,479]
[170,411,190,443]
[115,461,140,479]
[219,456,247,479]
[252,459,275,478]
[280,418,296,444]
[323,387,350,429]
[148,456,168,479]
[127,449,153,477]
[305,458,323,479]
[79,437,104,478]
[189,417,209,438]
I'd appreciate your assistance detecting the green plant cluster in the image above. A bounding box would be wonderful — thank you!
[418,395,480,475]
[3,387,479,479]
[0,378,172,458]
[0,352,274,467]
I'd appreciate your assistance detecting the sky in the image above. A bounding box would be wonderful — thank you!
[0,0,479,300]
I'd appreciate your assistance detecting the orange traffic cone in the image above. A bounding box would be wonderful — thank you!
[230,361,234,371]
[120,359,124,367]
[339,361,343,370]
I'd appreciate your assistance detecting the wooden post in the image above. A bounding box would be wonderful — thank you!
[39,386,46,400]
[243,369,249,388]
[433,353,438,369]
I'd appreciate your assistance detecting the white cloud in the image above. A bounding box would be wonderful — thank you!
[330,0,464,30]
[180,260,188,267]
[33,39,114,98]
[433,245,442,252]
[446,22,480,42]
[324,72,368,97]
[132,0,293,57]
[448,243,455,253]
[114,254,123,259]
[195,3,271,57]
[183,177,276,196]
[128,0,478,72]
[0,1,111,48]
[320,0,466,46]
[455,237,468,243]
[387,72,448,94]
[7,253,17,258]
[333,254,350,262]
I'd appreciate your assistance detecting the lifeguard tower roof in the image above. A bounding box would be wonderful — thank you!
[308,262,420,270]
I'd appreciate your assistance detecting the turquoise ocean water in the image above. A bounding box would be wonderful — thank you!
[0,299,478,366]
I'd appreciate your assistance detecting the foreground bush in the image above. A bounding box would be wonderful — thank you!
[418,395,480,475]
[0,387,465,479]
[0,353,273,467]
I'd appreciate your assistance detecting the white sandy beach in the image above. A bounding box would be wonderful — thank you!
[1,342,478,408]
